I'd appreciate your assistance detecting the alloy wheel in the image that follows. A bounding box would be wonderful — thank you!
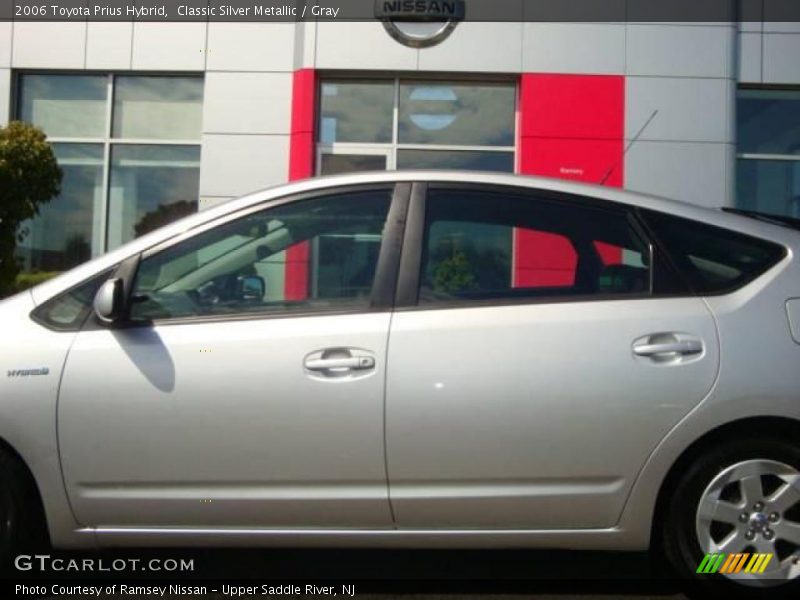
[695,459,800,586]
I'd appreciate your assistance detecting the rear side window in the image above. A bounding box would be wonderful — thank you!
[418,188,651,304]
[643,210,786,294]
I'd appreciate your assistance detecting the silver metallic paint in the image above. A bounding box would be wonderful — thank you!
[0,171,797,550]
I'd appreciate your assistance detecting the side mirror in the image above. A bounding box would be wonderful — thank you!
[93,278,125,324]
[237,275,265,302]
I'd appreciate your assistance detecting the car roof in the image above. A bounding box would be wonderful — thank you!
[28,170,800,304]
[231,169,697,214]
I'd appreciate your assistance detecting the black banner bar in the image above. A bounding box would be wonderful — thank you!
[5,578,689,596]
[1,0,800,23]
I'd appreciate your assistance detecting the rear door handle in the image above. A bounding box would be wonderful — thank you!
[632,333,704,361]
[304,356,375,371]
[633,340,703,357]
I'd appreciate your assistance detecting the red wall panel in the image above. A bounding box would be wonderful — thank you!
[515,73,626,284]
[519,73,625,141]
[513,229,577,288]
[519,137,624,187]
[285,69,317,301]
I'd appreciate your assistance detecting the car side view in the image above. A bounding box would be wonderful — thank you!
[1,171,799,595]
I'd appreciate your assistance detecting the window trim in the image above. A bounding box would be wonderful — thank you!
[81,183,411,330]
[395,182,428,307]
[393,182,690,312]
[317,76,517,174]
[736,85,800,218]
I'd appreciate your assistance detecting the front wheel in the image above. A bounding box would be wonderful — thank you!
[0,450,47,569]
[661,439,800,598]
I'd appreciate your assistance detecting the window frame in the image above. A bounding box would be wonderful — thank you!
[316,76,518,174]
[737,85,800,162]
[736,85,800,218]
[394,182,692,311]
[13,71,204,262]
[80,183,411,330]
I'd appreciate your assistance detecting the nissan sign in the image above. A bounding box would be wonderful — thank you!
[375,0,466,48]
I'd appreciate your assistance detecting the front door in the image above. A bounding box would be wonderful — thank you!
[58,186,400,529]
[386,184,720,529]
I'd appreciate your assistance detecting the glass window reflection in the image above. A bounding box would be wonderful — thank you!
[107,145,201,249]
[320,154,387,175]
[15,144,103,273]
[399,82,515,146]
[113,76,204,140]
[18,75,107,138]
[737,158,800,218]
[16,74,205,273]
[319,81,394,144]
[397,149,514,172]
[738,89,800,156]
[737,88,800,218]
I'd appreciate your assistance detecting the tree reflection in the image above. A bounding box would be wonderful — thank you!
[63,233,90,265]
[134,200,197,237]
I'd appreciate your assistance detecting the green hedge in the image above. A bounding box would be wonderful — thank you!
[5,271,60,297]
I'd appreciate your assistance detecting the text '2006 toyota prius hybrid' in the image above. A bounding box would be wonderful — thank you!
[2,171,800,594]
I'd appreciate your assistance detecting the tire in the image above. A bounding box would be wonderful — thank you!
[660,438,800,599]
[0,449,48,570]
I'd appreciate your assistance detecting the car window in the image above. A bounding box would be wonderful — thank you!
[643,210,786,294]
[419,188,651,304]
[31,269,113,331]
[129,189,392,320]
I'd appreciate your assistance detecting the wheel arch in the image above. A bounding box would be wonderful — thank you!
[0,435,50,546]
[649,415,800,549]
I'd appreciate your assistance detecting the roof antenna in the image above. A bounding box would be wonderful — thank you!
[600,109,659,186]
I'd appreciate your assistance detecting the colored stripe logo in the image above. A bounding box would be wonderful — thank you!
[697,553,773,574]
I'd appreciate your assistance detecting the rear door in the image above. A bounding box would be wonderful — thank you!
[385,183,720,529]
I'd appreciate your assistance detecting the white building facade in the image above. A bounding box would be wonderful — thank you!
[1,13,799,274]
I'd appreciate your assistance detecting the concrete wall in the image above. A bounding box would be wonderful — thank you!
[624,24,736,208]
[739,21,800,84]
[200,22,301,209]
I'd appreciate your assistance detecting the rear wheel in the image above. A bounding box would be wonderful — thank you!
[661,439,800,598]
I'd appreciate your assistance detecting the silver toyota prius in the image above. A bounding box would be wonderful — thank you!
[1,171,799,594]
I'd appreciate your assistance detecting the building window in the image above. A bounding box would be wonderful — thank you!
[15,73,203,274]
[317,78,516,175]
[737,88,800,218]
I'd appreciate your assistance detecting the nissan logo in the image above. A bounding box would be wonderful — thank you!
[375,0,466,48]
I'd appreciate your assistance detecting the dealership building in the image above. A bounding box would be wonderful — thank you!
[1,12,799,275]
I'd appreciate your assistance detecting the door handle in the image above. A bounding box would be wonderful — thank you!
[304,356,375,371]
[633,336,703,357]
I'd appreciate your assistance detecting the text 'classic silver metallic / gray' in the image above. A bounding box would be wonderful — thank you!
[2,171,800,595]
